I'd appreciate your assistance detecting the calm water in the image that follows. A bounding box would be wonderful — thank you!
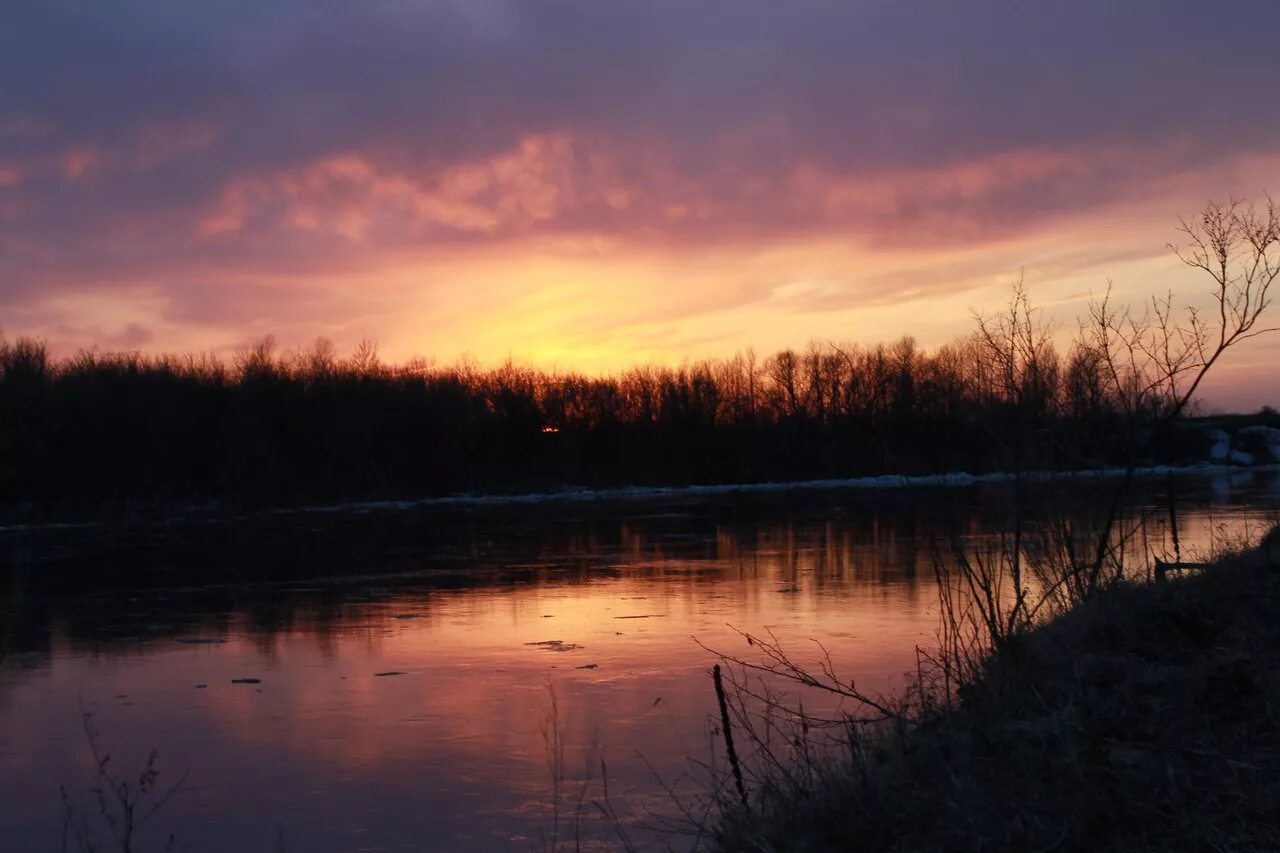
[2,472,1277,851]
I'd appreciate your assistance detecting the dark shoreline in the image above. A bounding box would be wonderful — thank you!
[5,458,1277,534]
[4,467,1276,581]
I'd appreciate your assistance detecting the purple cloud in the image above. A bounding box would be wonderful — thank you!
[1,0,1278,375]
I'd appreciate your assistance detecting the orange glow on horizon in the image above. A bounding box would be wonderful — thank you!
[8,140,1279,411]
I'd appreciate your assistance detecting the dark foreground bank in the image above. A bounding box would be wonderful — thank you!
[713,526,1280,852]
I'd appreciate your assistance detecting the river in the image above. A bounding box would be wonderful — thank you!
[2,470,1277,851]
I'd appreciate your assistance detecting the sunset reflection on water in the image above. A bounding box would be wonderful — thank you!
[2,475,1276,851]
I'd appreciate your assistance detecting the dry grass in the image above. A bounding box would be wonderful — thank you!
[712,527,1280,852]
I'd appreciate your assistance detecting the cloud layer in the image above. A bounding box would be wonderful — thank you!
[2,0,1278,406]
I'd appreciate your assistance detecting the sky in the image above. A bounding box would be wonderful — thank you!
[2,0,1277,410]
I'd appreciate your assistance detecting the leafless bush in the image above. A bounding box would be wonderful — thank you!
[60,710,187,853]
[938,196,1280,656]
[704,196,1279,847]
[1077,195,1278,593]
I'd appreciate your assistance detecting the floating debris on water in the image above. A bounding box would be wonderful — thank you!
[374,671,406,677]
[576,664,599,670]
[525,640,584,652]
[231,678,262,684]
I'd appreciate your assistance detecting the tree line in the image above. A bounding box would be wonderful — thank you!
[3,197,1274,515]
[0,316,1196,513]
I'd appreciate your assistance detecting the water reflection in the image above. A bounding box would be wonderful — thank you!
[1,474,1276,851]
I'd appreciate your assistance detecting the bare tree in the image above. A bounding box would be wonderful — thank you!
[1076,195,1279,593]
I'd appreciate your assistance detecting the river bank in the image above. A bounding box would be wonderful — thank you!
[713,525,1280,852]
[4,471,1276,585]
[4,458,1278,536]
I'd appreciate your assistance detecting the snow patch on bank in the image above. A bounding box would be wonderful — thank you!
[3,463,1276,534]
[274,462,1280,517]
[1207,429,1232,462]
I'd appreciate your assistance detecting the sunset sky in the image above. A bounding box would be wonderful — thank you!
[2,0,1277,409]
